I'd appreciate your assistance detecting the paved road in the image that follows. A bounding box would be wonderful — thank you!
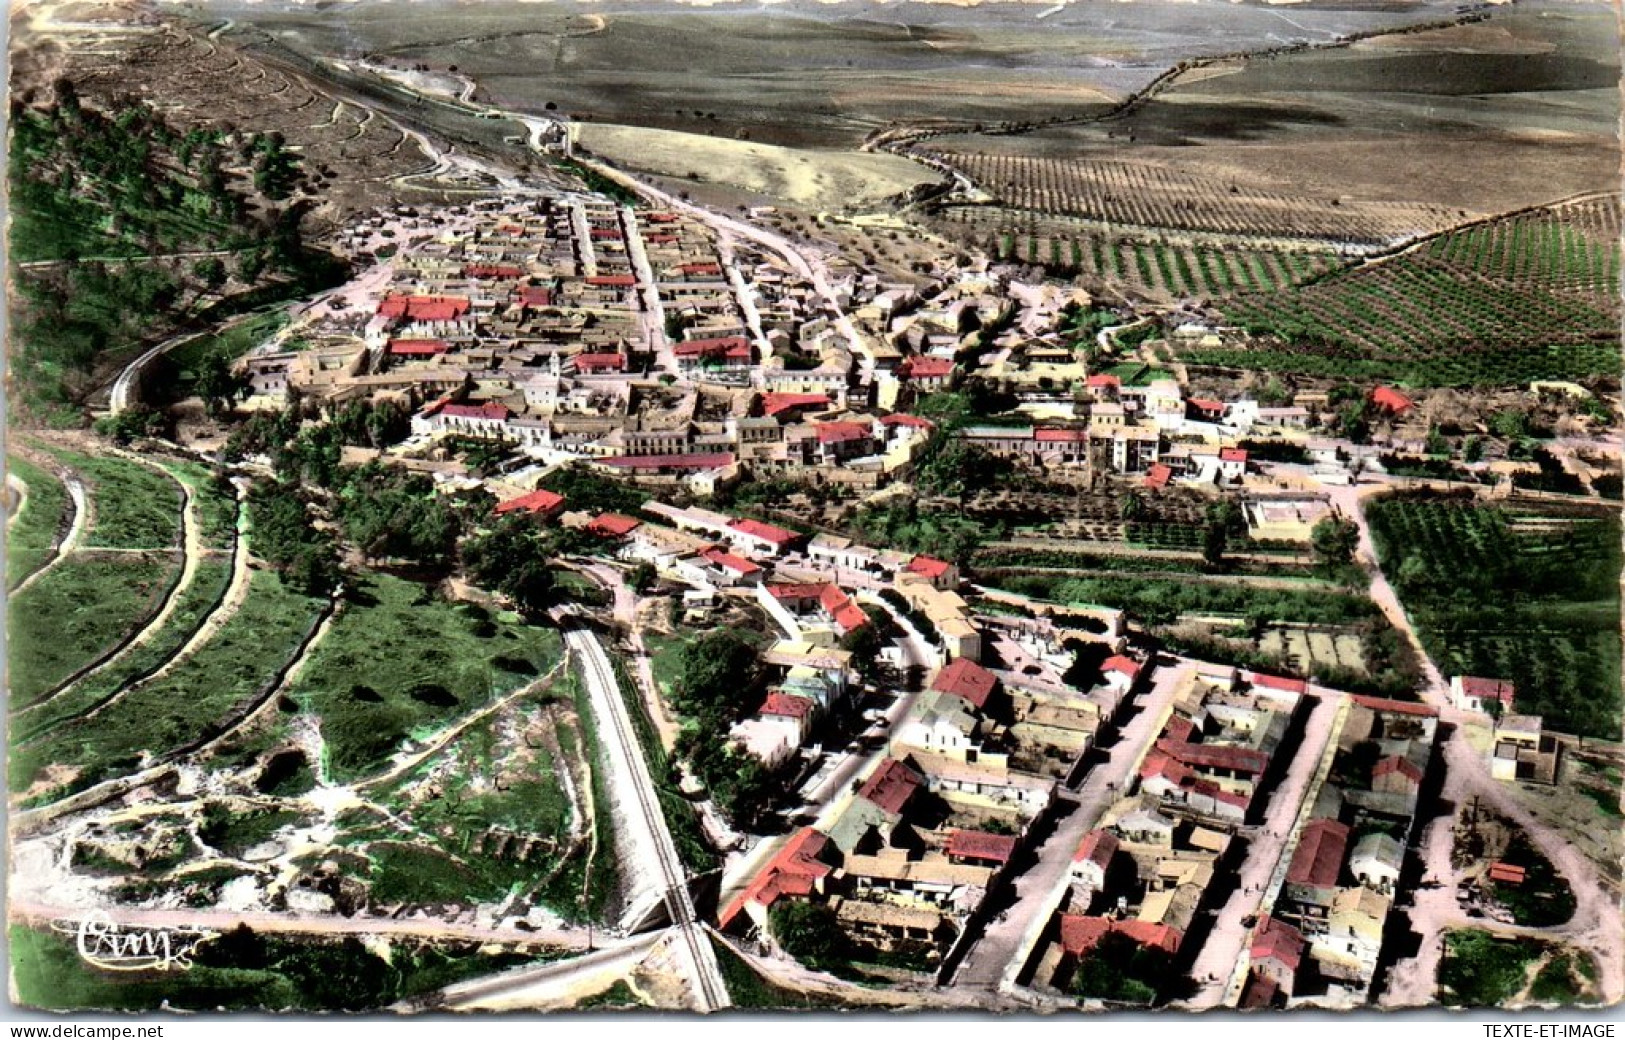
[951,658,1190,990]
[565,625,731,1011]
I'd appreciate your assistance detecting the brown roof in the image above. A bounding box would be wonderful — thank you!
[946,829,1018,865]
[1250,916,1306,974]
[857,758,922,816]
[1286,819,1350,890]
[931,658,998,710]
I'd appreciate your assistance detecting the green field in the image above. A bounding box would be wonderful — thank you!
[6,454,70,588]
[31,446,182,550]
[1202,199,1622,387]
[6,554,176,711]
[12,568,327,800]
[284,574,562,782]
[989,572,1377,628]
[160,458,240,550]
[13,559,235,745]
[9,923,548,1013]
[1367,494,1621,738]
[1438,931,1551,1008]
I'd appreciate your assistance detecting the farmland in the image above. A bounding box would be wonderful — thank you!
[924,152,1459,248]
[1190,196,1621,387]
[1366,493,1621,738]
[31,446,184,551]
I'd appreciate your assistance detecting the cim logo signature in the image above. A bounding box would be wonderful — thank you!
[52,911,217,972]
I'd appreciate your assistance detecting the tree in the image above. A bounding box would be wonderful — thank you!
[1118,491,1145,522]
[1425,425,1450,458]
[1490,409,1530,441]
[1310,514,1360,573]
[674,629,759,719]
[1071,931,1169,1004]
[768,901,846,970]
[192,255,227,290]
[194,353,244,416]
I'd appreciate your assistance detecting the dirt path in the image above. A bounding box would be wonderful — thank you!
[7,472,28,532]
[579,563,681,752]
[12,471,87,597]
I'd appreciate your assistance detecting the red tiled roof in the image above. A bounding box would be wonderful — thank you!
[729,518,798,547]
[946,829,1018,865]
[586,274,636,287]
[645,233,679,244]
[818,584,868,635]
[1086,374,1121,389]
[761,691,816,720]
[442,402,512,422]
[378,294,472,322]
[645,213,680,224]
[1350,694,1439,718]
[907,555,951,580]
[1139,749,1192,788]
[903,356,954,379]
[599,452,734,471]
[702,548,762,576]
[1458,676,1516,707]
[931,658,998,710]
[1073,829,1118,869]
[1035,428,1089,443]
[590,228,623,240]
[388,338,450,356]
[679,262,723,276]
[1163,716,1197,743]
[1286,819,1350,890]
[760,392,830,418]
[518,285,554,307]
[766,583,827,603]
[1102,654,1142,681]
[574,352,627,372]
[1251,916,1306,974]
[1252,672,1308,695]
[857,758,921,815]
[1371,386,1415,415]
[719,827,832,929]
[587,513,641,538]
[494,488,564,516]
[1488,862,1527,885]
[1220,447,1248,463]
[815,421,872,445]
[881,414,934,429]
[1373,754,1423,786]
[1157,739,1270,777]
[1190,398,1225,413]
[1059,915,1181,957]
[1144,464,1173,490]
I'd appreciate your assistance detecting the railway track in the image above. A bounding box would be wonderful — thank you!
[565,625,730,1012]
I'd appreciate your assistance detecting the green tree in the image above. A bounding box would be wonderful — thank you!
[1310,514,1361,572]
[194,353,244,416]
[768,901,846,971]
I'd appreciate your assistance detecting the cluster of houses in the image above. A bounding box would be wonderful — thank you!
[1240,695,1439,1008]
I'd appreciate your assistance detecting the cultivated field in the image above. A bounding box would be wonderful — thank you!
[1195,197,1622,386]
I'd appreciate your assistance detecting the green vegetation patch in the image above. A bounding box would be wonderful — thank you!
[13,569,326,799]
[1367,493,1621,738]
[710,936,850,1009]
[286,573,562,782]
[10,923,548,1012]
[162,312,291,399]
[6,454,70,587]
[33,446,182,550]
[1439,929,1545,1007]
[7,553,175,710]
[990,572,1377,628]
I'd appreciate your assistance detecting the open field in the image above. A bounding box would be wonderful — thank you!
[11,567,327,800]
[1193,196,1622,386]
[211,0,1459,149]
[284,574,563,782]
[577,123,933,213]
[1366,493,1621,738]
[6,454,70,588]
[30,446,183,551]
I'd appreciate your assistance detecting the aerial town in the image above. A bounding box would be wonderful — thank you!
[4,0,1620,1018]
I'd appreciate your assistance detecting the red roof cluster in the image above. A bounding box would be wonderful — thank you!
[702,547,762,577]
[718,827,833,929]
[1059,915,1182,957]
[587,513,641,538]
[931,658,998,711]
[599,452,734,471]
[857,758,922,816]
[574,352,627,372]
[946,829,1018,865]
[729,517,798,548]
[907,555,952,580]
[1251,916,1306,974]
[816,421,872,446]
[761,691,816,720]
[761,392,830,418]
[1286,819,1350,890]
[388,338,450,356]
[377,295,471,322]
[494,488,564,516]
[442,402,512,422]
